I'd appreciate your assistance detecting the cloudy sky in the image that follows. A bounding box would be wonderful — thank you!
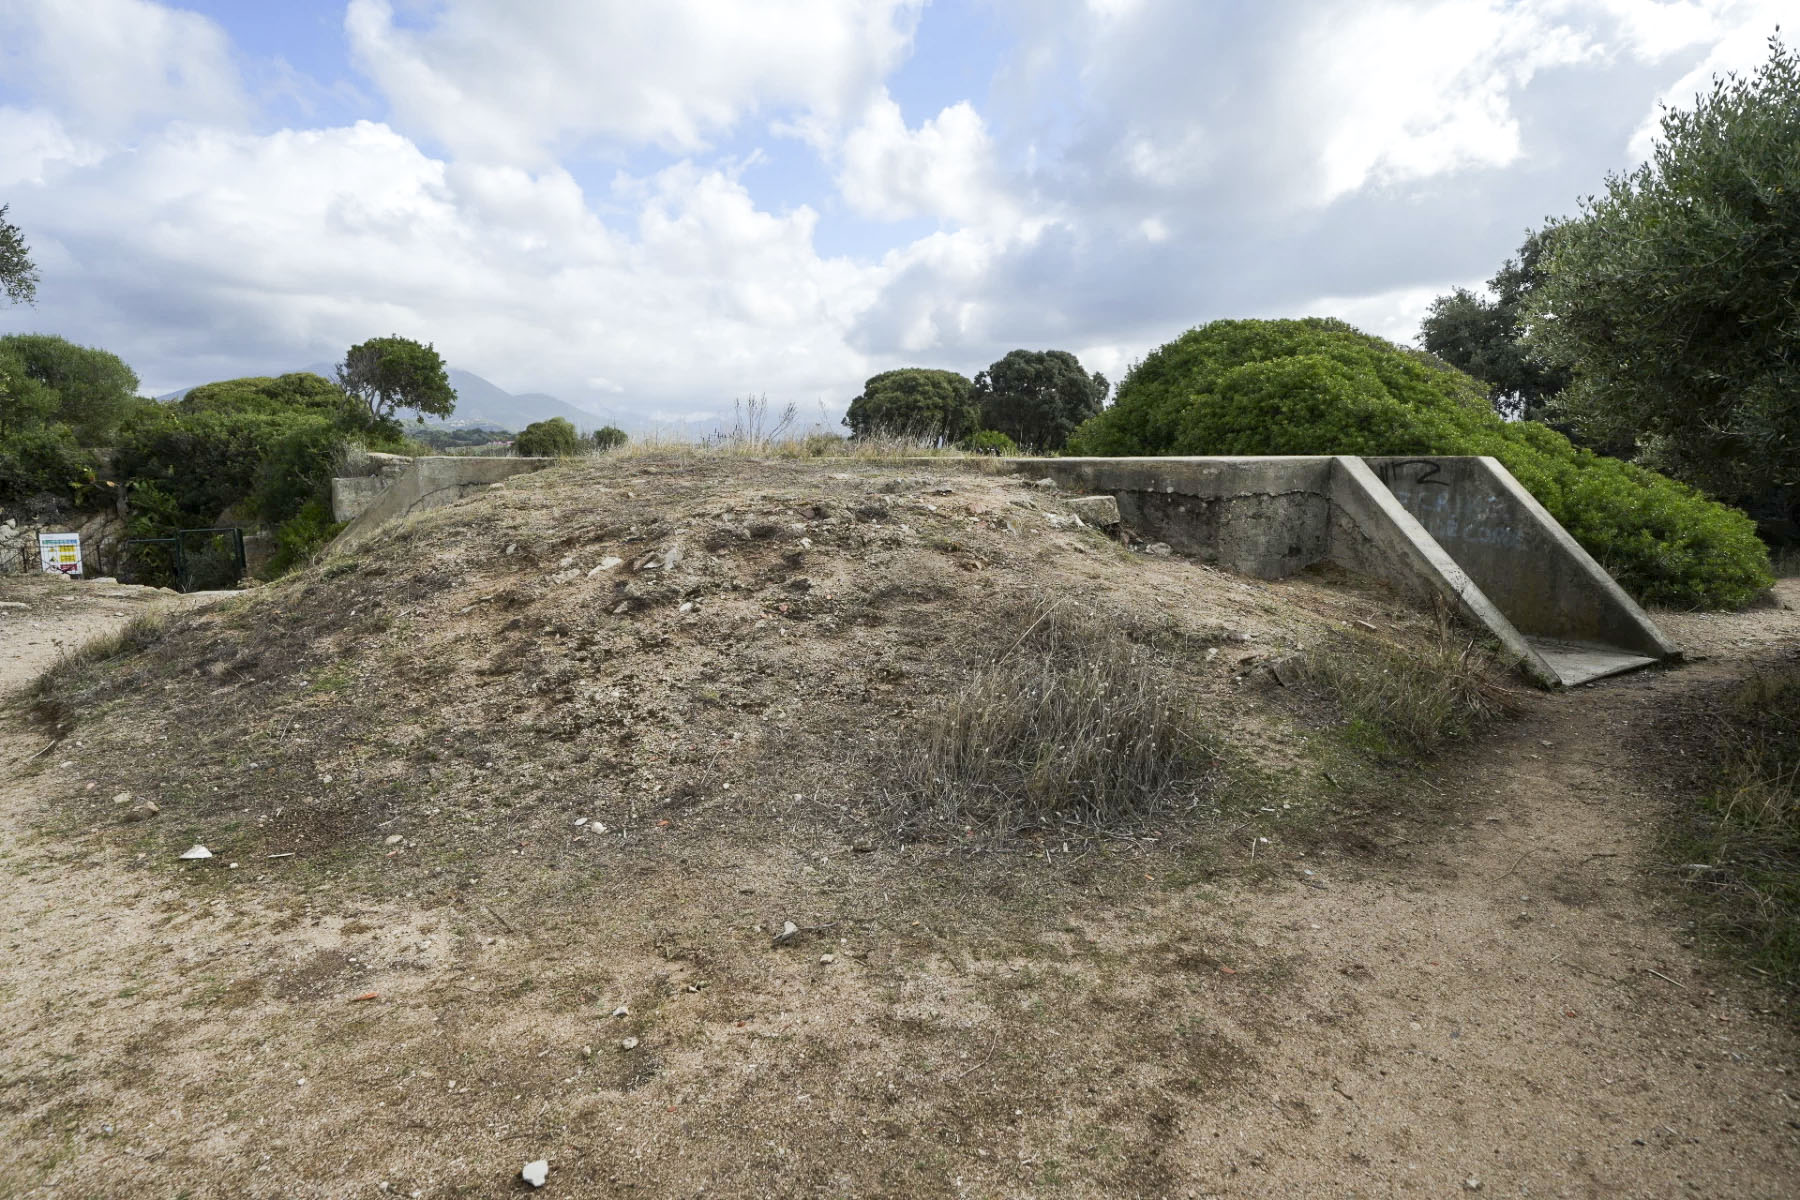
[0,0,1790,422]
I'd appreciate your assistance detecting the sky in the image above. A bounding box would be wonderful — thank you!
[0,0,1791,423]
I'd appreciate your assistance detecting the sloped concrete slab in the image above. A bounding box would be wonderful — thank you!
[1524,638,1659,687]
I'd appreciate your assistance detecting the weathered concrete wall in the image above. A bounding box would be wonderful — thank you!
[1014,456,1337,579]
[331,456,554,552]
[1001,454,1677,686]
[1365,456,1674,659]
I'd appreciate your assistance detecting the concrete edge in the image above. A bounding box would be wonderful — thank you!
[1327,457,1559,688]
[1464,456,1680,660]
[330,456,556,554]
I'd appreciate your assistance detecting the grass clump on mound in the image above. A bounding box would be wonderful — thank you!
[1296,629,1520,758]
[887,605,1219,839]
[1069,317,1772,609]
[1667,668,1800,991]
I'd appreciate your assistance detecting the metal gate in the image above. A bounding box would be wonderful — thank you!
[121,527,246,592]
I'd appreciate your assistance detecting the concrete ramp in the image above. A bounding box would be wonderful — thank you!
[1006,455,1677,688]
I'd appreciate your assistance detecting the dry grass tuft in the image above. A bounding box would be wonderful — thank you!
[28,611,174,720]
[1295,628,1519,757]
[883,604,1219,839]
[1666,667,1800,990]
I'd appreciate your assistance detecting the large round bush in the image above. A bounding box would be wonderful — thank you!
[1070,318,1771,609]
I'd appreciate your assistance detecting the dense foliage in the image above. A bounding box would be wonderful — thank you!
[1,333,142,444]
[337,335,457,425]
[592,425,628,450]
[959,429,1019,456]
[1524,36,1800,502]
[844,369,979,441]
[1419,227,1571,422]
[975,350,1109,452]
[1070,318,1771,609]
[0,204,36,306]
[115,372,405,574]
[514,417,583,457]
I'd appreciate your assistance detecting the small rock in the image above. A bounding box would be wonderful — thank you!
[1464,1179,1482,1192]
[558,555,575,569]
[678,601,693,613]
[178,845,213,860]
[1144,542,1173,556]
[819,954,836,965]
[521,1160,549,1188]
[1064,495,1121,526]
[588,556,623,576]
[611,1004,630,1018]
[124,802,159,822]
[773,920,800,946]
[112,791,132,805]
[574,817,588,826]
[620,1037,639,1051]
[505,543,518,556]
[384,834,403,845]
[1030,477,1058,491]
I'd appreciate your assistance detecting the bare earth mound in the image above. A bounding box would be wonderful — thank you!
[1,455,1795,1198]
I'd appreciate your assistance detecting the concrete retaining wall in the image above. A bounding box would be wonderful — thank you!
[331,456,554,553]
[1005,455,1677,687]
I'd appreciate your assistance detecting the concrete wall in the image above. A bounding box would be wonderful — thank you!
[1365,456,1674,659]
[1016,456,1337,578]
[1002,455,1677,687]
[331,456,554,553]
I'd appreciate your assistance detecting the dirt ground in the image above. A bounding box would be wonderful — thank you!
[1,525,1797,1196]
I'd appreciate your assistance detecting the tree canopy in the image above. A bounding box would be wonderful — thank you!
[1523,35,1800,500]
[1419,227,1571,422]
[974,349,1108,452]
[843,368,979,441]
[1069,317,1770,609]
[0,333,143,445]
[514,416,583,457]
[337,336,457,426]
[0,205,37,307]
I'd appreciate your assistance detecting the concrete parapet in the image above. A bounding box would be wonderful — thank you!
[1001,455,1676,687]
[331,456,554,553]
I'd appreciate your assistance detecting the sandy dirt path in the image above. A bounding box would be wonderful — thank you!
[0,575,1795,1197]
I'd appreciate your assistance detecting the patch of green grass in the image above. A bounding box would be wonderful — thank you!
[1665,667,1800,995]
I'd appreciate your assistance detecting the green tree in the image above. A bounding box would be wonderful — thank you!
[592,424,628,450]
[0,204,37,306]
[1524,35,1800,500]
[0,333,143,444]
[1070,317,1771,609]
[1419,227,1571,421]
[0,346,57,436]
[336,336,457,426]
[974,350,1109,452]
[843,368,979,441]
[514,416,582,456]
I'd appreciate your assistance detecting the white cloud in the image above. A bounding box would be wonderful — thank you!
[0,0,247,137]
[4,119,885,406]
[1620,0,1792,160]
[0,108,103,189]
[836,93,1014,227]
[344,0,924,162]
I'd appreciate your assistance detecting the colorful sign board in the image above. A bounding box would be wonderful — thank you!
[38,532,83,577]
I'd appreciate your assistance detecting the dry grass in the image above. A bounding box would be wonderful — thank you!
[1665,666,1800,990]
[883,604,1220,839]
[26,611,173,719]
[1294,628,1520,757]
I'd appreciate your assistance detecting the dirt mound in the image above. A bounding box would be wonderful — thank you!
[33,455,1462,883]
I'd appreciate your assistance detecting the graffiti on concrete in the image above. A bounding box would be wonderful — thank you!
[1378,460,1526,552]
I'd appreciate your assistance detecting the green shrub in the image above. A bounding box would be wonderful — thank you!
[266,498,345,577]
[0,424,98,504]
[514,417,582,457]
[958,429,1019,456]
[592,425,628,451]
[1071,318,1772,609]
